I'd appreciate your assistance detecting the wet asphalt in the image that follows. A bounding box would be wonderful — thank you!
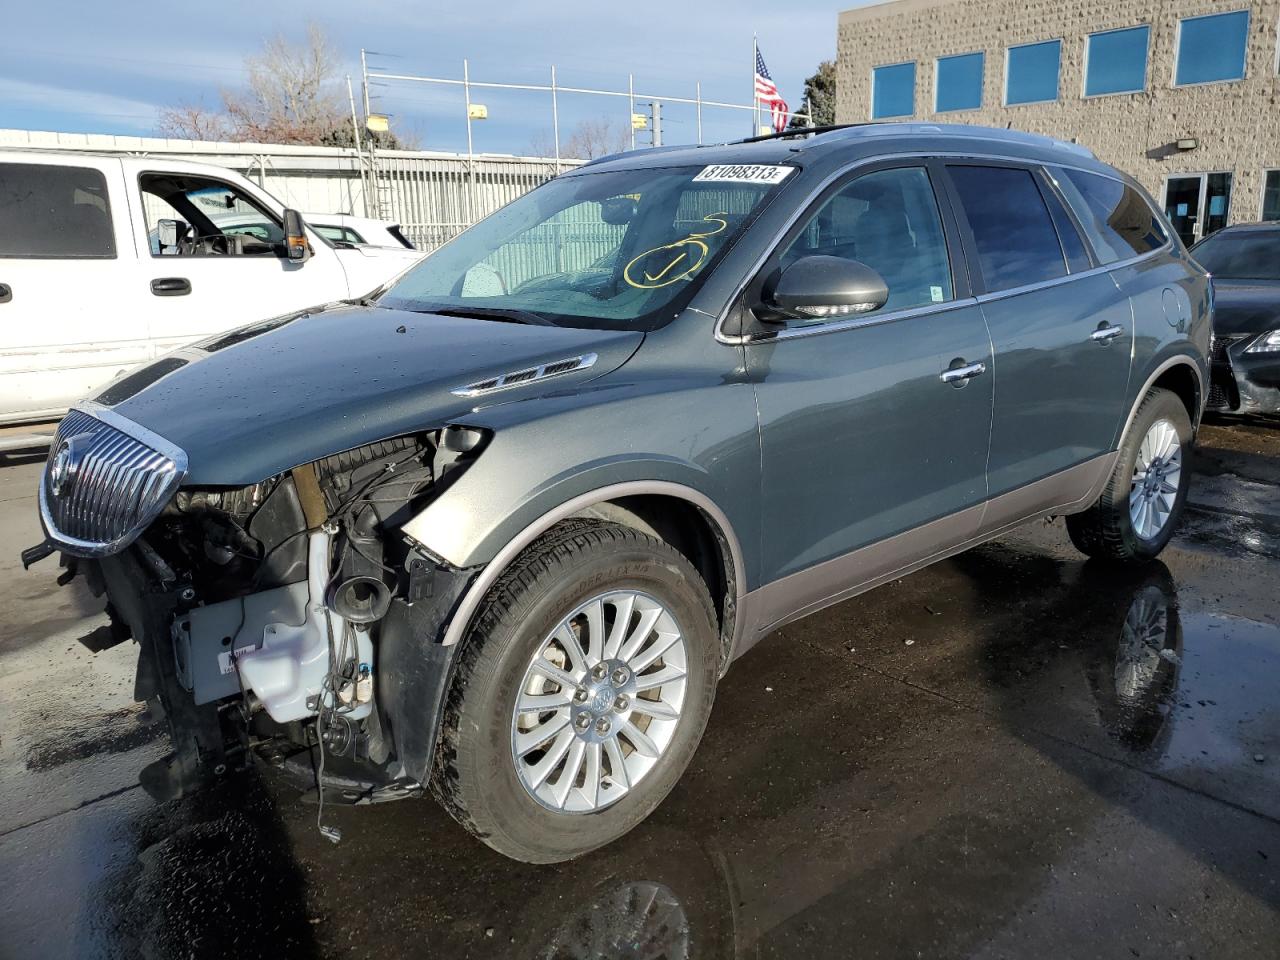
[0,420,1277,960]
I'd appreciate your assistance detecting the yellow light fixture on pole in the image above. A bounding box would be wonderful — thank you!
[366,114,389,134]
[631,113,648,130]
[468,104,489,120]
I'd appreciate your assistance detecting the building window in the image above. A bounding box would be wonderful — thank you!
[1085,25,1150,96]
[935,52,984,112]
[1175,10,1249,86]
[872,62,916,119]
[1263,171,1280,221]
[1005,40,1062,105]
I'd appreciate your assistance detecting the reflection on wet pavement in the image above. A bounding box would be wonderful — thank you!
[1,422,1278,959]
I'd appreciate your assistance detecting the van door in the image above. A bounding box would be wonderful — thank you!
[0,157,147,423]
[942,161,1132,522]
[132,169,351,353]
[747,161,993,629]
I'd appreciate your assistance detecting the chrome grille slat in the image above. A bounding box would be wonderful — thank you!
[39,404,188,558]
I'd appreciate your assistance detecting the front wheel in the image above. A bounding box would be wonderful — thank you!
[1066,387,1193,562]
[432,521,719,863]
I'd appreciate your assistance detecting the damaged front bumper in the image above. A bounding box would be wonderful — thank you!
[1208,334,1280,415]
[29,405,486,804]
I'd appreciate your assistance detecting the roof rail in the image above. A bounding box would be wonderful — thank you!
[731,123,869,145]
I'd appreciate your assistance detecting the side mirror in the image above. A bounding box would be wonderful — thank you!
[282,208,312,263]
[156,218,188,254]
[765,255,889,320]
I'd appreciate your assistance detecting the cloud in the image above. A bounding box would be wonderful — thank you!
[0,76,161,128]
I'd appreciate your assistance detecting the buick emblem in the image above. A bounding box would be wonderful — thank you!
[48,436,85,498]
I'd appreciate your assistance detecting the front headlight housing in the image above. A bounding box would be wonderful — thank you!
[1245,330,1280,354]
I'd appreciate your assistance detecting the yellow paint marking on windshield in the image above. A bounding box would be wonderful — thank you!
[643,250,689,282]
[623,213,729,290]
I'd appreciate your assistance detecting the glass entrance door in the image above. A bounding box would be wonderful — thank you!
[1164,172,1232,246]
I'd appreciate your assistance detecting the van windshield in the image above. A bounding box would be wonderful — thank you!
[377,164,792,330]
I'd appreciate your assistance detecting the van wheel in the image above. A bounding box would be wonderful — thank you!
[431,521,719,863]
[1066,387,1192,562]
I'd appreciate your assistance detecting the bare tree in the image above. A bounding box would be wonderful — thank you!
[529,117,631,160]
[157,101,232,141]
[155,24,413,147]
[222,24,346,144]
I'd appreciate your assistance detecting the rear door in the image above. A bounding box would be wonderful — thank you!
[748,160,994,626]
[0,157,146,422]
[132,168,351,353]
[942,161,1131,518]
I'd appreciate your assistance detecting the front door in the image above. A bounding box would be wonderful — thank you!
[133,171,350,354]
[1164,173,1232,246]
[748,161,993,623]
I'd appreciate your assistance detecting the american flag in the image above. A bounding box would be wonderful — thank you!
[754,47,790,134]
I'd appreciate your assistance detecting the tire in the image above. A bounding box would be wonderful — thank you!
[431,521,719,863]
[1066,387,1193,562]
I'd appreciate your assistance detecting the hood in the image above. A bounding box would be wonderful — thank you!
[1211,279,1280,336]
[97,305,642,484]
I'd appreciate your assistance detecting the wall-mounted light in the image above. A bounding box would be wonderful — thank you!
[1176,138,1199,151]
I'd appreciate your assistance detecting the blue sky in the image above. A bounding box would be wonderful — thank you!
[1,0,847,154]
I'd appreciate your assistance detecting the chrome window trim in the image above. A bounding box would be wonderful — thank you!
[714,149,1173,347]
[38,401,189,559]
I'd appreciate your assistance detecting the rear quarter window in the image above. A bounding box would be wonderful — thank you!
[0,162,116,259]
[1049,167,1168,263]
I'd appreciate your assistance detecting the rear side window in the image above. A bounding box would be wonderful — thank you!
[1049,167,1168,263]
[0,163,115,259]
[947,165,1066,291]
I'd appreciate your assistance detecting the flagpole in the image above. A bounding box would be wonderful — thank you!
[752,34,759,136]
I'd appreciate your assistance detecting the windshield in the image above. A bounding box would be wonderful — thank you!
[377,164,790,330]
[1192,230,1280,280]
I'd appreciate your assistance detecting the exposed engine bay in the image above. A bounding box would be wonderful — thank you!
[52,426,489,814]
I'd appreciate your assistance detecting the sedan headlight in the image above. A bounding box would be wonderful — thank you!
[1245,330,1280,353]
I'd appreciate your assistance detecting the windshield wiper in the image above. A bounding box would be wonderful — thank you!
[424,306,556,326]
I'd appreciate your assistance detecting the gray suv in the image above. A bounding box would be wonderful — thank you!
[27,124,1210,863]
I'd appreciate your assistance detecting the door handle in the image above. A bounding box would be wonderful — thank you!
[0,283,10,304]
[940,360,986,385]
[151,277,191,297]
[1090,324,1125,344]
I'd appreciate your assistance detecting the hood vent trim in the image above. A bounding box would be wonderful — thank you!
[451,353,598,398]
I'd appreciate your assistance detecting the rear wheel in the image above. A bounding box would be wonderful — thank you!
[1066,387,1192,562]
[432,521,718,863]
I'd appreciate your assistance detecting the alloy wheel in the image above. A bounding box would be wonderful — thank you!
[1129,418,1182,540]
[511,591,688,813]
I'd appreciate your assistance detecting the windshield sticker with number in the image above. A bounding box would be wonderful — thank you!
[692,165,795,184]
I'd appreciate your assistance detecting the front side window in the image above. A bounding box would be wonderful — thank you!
[1191,229,1280,280]
[948,165,1066,291]
[1175,10,1249,85]
[935,52,984,112]
[0,162,115,259]
[380,164,785,331]
[781,166,953,315]
[1049,167,1167,263]
[872,62,916,119]
[1006,40,1061,105]
[140,174,283,257]
[1085,25,1150,96]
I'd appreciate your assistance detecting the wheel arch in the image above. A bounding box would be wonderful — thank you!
[1122,354,1205,446]
[439,481,747,673]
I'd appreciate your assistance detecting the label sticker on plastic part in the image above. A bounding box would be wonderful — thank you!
[219,645,259,675]
[693,164,795,184]
[930,285,945,302]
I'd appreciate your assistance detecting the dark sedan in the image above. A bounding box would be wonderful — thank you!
[1191,223,1280,415]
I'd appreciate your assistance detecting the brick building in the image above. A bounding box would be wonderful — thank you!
[836,0,1280,245]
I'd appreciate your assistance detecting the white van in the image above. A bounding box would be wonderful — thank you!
[0,151,422,433]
